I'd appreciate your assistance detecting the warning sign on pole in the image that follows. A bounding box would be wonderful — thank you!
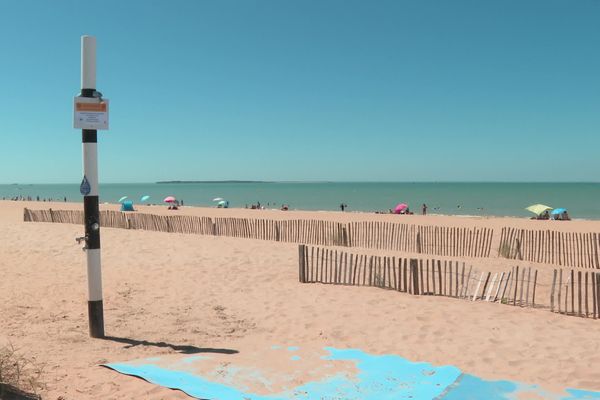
[73,97,109,130]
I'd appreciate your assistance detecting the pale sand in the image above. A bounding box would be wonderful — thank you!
[1,200,600,399]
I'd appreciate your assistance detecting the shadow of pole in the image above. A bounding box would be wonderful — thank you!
[101,336,239,355]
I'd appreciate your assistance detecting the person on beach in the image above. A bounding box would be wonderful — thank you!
[422,203,427,215]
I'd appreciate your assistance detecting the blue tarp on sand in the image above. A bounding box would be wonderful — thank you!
[104,347,600,400]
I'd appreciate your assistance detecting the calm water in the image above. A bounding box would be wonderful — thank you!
[2,182,600,219]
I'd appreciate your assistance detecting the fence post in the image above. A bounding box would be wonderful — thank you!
[410,259,420,295]
[481,272,491,301]
[298,245,306,283]
[513,266,519,306]
[550,269,557,312]
[558,269,563,314]
[416,232,422,254]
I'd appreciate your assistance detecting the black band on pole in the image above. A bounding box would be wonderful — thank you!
[83,195,101,249]
[88,300,104,338]
[82,129,97,143]
[81,88,95,97]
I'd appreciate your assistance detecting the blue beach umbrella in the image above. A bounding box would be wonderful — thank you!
[140,195,150,202]
[120,200,135,212]
[118,196,128,203]
[551,208,566,215]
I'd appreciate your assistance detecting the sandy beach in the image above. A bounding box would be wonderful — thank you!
[2,0,598,397]
[2,200,600,399]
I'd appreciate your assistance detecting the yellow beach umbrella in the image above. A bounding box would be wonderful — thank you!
[525,204,552,216]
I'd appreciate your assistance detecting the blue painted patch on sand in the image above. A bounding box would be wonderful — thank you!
[564,388,600,399]
[104,347,600,400]
[320,347,461,399]
[440,374,522,400]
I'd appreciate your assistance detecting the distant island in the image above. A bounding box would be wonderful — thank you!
[156,180,270,184]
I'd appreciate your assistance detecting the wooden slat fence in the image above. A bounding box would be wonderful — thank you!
[298,244,540,309]
[499,227,600,269]
[24,208,495,258]
[23,208,85,224]
[23,208,348,246]
[347,222,493,257]
[24,208,600,270]
[549,268,600,319]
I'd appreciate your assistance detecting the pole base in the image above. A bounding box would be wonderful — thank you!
[88,300,105,338]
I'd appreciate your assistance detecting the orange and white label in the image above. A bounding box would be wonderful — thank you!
[73,97,109,130]
[76,102,107,112]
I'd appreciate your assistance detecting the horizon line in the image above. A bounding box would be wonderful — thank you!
[3,180,600,185]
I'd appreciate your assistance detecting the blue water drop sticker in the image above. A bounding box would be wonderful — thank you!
[80,176,91,196]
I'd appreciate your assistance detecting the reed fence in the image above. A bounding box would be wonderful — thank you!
[498,227,600,269]
[23,208,493,258]
[297,244,540,308]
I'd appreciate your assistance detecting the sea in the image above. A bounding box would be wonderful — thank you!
[1,182,600,220]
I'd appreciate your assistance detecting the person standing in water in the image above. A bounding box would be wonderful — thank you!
[422,203,427,215]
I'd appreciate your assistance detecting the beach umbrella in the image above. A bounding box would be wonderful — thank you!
[213,197,224,202]
[394,203,408,214]
[163,196,176,203]
[217,200,229,208]
[118,196,128,203]
[120,200,135,212]
[140,195,150,202]
[551,208,567,215]
[525,204,552,216]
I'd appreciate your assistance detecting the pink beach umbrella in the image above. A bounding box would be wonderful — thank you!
[394,203,408,214]
[163,196,176,203]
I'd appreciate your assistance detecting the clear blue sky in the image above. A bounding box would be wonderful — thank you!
[1,0,598,183]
